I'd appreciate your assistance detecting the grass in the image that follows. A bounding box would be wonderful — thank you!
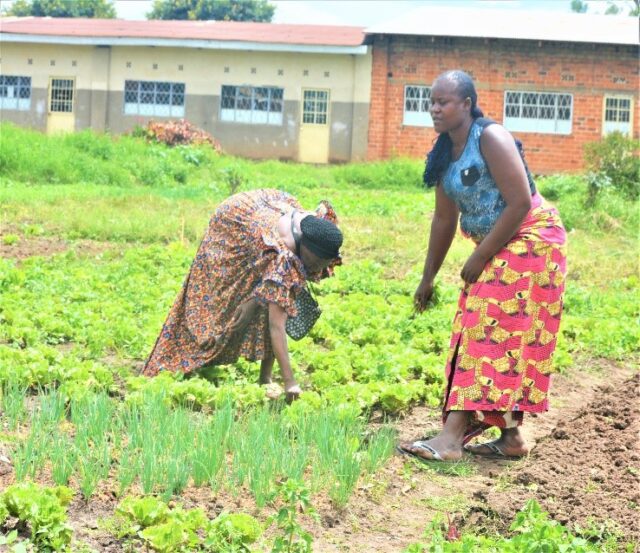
[420,493,469,512]
[406,456,478,478]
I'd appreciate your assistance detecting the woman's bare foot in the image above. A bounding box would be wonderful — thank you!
[398,411,469,462]
[465,427,529,458]
[398,435,465,462]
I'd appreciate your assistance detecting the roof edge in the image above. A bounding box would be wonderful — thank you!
[0,33,369,54]
[362,29,639,47]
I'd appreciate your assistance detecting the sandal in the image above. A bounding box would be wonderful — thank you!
[396,440,444,462]
[465,441,527,459]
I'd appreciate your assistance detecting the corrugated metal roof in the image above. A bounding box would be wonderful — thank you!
[0,16,366,48]
[366,7,639,46]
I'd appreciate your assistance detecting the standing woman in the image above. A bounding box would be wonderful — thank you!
[399,70,567,461]
[142,189,343,403]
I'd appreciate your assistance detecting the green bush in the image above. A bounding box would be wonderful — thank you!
[584,132,639,201]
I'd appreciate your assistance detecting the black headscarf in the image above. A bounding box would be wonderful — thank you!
[299,215,343,259]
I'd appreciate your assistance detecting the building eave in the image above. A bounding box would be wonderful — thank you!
[0,33,369,55]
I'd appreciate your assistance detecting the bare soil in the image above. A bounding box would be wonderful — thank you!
[480,371,640,543]
[0,227,114,262]
[1,359,637,552]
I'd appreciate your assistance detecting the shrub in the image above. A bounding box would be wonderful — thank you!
[132,119,223,152]
[584,132,639,202]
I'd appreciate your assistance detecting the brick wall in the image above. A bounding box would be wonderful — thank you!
[367,35,640,174]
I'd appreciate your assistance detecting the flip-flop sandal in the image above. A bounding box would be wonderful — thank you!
[396,440,443,462]
[465,441,525,460]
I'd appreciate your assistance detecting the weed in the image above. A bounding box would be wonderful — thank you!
[270,479,318,553]
[2,234,19,245]
[405,499,604,552]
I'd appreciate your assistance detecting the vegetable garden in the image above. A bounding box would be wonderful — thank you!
[0,123,638,552]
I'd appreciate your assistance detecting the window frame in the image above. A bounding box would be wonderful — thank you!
[123,79,186,117]
[0,75,32,111]
[301,88,330,126]
[503,90,573,135]
[403,85,433,127]
[219,85,284,125]
[602,94,634,136]
[49,77,75,113]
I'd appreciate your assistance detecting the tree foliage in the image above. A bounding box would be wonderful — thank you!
[4,0,116,18]
[570,0,588,13]
[570,0,640,15]
[147,0,275,22]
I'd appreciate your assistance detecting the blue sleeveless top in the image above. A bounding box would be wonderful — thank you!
[441,119,535,241]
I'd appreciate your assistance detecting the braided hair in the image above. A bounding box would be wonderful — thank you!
[423,70,484,187]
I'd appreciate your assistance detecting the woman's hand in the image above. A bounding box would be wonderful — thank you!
[414,279,435,313]
[284,381,302,403]
[461,250,489,284]
[229,298,259,335]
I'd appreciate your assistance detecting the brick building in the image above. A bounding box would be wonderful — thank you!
[1,10,638,172]
[365,8,639,173]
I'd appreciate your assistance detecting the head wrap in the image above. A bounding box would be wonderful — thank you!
[299,215,343,259]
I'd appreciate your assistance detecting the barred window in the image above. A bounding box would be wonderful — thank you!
[603,96,633,135]
[0,75,31,111]
[220,85,284,125]
[50,78,74,113]
[123,80,185,117]
[504,91,572,134]
[403,85,432,126]
[302,89,328,125]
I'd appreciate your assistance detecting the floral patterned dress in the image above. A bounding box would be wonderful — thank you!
[142,189,338,376]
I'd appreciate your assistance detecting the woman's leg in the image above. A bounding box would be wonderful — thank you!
[259,354,275,384]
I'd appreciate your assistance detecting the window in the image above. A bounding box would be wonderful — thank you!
[220,85,283,125]
[49,78,74,113]
[503,91,572,134]
[124,80,185,117]
[603,96,633,135]
[403,85,432,126]
[0,75,31,110]
[302,89,328,125]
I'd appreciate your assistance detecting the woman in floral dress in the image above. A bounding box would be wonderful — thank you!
[142,189,343,402]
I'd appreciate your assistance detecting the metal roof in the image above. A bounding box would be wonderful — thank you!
[365,7,640,46]
[0,17,368,54]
